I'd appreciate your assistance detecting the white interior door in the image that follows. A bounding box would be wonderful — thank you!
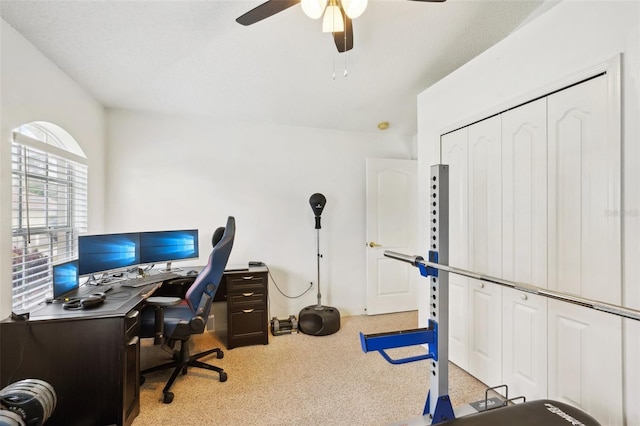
[547,74,622,424]
[467,116,503,386]
[365,158,418,315]
[502,288,547,401]
[441,129,469,369]
[547,75,620,304]
[501,97,548,400]
[548,301,623,425]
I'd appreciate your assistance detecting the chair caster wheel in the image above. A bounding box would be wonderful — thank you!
[217,351,224,359]
[220,372,228,382]
[140,376,145,385]
[163,392,174,404]
[181,366,188,375]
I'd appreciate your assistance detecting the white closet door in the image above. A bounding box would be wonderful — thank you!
[467,116,502,386]
[548,301,622,425]
[501,98,548,400]
[502,288,547,400]
[547,75,621,304]
[441,128,469,370]
[502,98,547,289]
[547,75,622,424]
[469,116,502,278]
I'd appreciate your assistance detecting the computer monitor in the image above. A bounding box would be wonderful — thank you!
[78,232,140,276]
[53,259,79,299]
[139,229,199,271]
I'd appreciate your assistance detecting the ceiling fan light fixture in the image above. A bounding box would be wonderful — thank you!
[341,0,368,19]
[322,4,344,33]
[301,0,328,19]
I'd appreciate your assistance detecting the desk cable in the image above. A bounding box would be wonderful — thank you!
[5,315,30,385]
[267,267,314,299]
[266,267,314,323]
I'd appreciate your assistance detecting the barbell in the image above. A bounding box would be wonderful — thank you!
[384,250,640,322]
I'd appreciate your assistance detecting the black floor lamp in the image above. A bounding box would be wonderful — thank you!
[298,193,341,336]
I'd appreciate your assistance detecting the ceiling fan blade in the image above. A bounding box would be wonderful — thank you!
[236,0,301,26]
[333,12,353,52]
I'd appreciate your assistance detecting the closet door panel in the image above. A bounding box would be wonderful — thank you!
[441,129,469,370]
[502,288,547,401]
[502,98,547,288]
[548,301,622,425]
[547,75,620,304]
[547,74,622,425]
[468,279,502,386]
[468,116,502,277]
[501,98,548,400]
[467,117,502,386]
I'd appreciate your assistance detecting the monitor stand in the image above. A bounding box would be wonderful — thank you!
[160,261,182,273]
[85,273,103,285]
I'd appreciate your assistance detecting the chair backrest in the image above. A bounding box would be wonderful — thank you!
[184,216,235,316]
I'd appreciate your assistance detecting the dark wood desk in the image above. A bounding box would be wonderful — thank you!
[0,282,160,426]
[0,267,269,425]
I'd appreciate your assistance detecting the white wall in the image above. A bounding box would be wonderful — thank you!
[417,1,639,424]
[0,19,106,320]
[0,12,413,321]
[106,109,414,317]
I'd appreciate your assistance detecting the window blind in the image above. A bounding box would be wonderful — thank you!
[11,133,88,311]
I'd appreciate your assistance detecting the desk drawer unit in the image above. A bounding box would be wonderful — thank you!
[123,309,141,425]
[224,267,269,349]
[0,312,141,426]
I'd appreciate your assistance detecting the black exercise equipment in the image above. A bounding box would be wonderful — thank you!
[270,315,298,336]
[298,193,340,336]
[0,379,57,426]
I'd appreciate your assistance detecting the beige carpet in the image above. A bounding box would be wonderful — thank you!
[135,311,487,425]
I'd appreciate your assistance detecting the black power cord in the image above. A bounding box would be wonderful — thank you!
[265,266,313,333]
[267,267,314,300]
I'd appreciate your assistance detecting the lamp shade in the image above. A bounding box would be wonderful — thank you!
[301,0,327,19]
[341,0,368,19]
[322,4,344,33]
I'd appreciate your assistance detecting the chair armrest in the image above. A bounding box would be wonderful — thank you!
[154,277,196,298]
[145,297,181,344]
[145,296,182,307]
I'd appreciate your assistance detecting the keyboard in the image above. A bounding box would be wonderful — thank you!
[119,272,180,288]
[78,284,113,296]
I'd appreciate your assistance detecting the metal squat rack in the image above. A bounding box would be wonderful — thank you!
[359,164,454,424]
[359,164,640,425]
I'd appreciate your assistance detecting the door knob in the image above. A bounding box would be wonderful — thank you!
[368,241,381,248]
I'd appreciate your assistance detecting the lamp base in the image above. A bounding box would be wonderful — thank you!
[298,305,341,336]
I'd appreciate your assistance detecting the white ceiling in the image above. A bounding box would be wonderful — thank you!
[0,0,548,136]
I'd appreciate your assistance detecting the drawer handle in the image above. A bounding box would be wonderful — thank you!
[242,309,255,313]
[521,294,528,301]
[242,292,255,297]
[126,310,140,319]
[242,276,254,280]
[479,283,485,288]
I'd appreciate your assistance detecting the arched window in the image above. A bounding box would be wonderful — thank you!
[11,122,88,310]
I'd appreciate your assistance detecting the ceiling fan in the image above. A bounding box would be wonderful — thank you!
[236,0,446,53]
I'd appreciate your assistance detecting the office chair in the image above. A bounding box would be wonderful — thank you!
[139,217,235,404]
